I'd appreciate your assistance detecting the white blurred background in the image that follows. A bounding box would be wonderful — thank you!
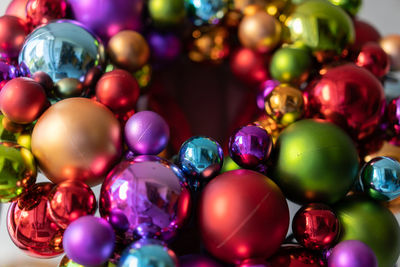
[0,0,400,266]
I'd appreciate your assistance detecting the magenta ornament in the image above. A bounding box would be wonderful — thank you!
[328,240,378,267]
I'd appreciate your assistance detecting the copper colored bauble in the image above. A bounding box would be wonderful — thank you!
[26,0,67,29]
[33,71,54,97]
[306,64,385,140]
[199,169,289,263]
[55,78,84,99]
[267,244,325,267]
[31,98,122,186]
[5,0,29,20]
[47,180,97,229]
[7,182,64,258]
[0,77,49,124]
[108,31,150,72]
[230,48,269,85]
[356,42,390,78]
[292,203,339,250]
[96,69,140,114]
[0,15,27,59]
[351,19,381,53]
[238,11,281,53]
[380,34,400,71]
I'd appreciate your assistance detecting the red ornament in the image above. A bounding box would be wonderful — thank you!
[96,69,140,114]
[0,15,28,59]
[5,0,29,20]
[239,259,270,267]
[356,42,390,78]
[26,0,67,29]
[199,169,289,264]
[292,203,339,250]
[7,183,64,258]
[47,180,97,229]
[230,48,269,85]
[306,64,385,140]
[267,245,326,267]
[0,77,49,124]
[351,19,381,53]
[32,71,54,96]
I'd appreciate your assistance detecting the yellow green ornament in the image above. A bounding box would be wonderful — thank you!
[148,0,186,27]
[328,0,362,16]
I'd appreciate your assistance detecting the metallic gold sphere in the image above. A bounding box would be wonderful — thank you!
[108,31,150,72]
[55,78,84,99]
[380,34,400,71]
[238,11,281,53]
[264,84,304,126]
[31,98,122,186]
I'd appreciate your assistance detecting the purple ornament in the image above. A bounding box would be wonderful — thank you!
[148,32,181,62]
[125,111,170,155]
[17,62,30,77]
[257,80,279,110]
[68,0,143,43]
[63,216,115,266]
[180,255,223,267]
[229,125,273,169]
[0,60,18,89]
[100,156,191,242]
[328,240,378,267]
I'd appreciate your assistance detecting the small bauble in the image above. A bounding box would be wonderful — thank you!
[0,15,27,59]
[356,42,390,78]
[54,78,84,99]
[328,240,378,267]
[148,0,186,27]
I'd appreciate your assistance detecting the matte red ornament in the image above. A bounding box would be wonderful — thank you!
[5,0,29,20]
[7,183,64,258]
[292,203,339,250]
[199,169,289,264]
[26,0,67,28]
[306,64,385,140]
[96,69,140,114]
[0,15,28,59]
[356,42,390,78]
[230,48,269,85]
[0,77,49,124]
[47,180,97,229]
[267,245,326,267]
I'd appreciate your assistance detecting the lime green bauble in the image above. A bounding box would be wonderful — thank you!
[328,0,362,16]
[221,156,241,173]
[271,119,359,204]
[335,195,400,267]
[269,45,313,85]
[285,0,355,53]
[148,0,186,26]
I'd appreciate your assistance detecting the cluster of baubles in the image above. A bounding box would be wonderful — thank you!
[1,0,400,266]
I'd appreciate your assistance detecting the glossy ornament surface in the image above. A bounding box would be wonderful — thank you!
[328,240,377,267]
[185,0,228,25]
[47,180,97,228]
[100,156,190,241]
[31,98,122,186]
[63,216,115,266]
[352,19,381,53]
[272,120,359,204]
[199,169,289,263]
[0,60,18,90]
[26,0,67,28]
[327,0,361,16]
[306,64,385,140]
[228,125,273,169]
[267,244,325,267]
[0,15,27,59]
[230,48,269,85]
[7,183,64,257]
[125,111,170,155]
[180,254,223,267]
[292,203,339,250]
[335,195,400,267]
[356,42,390,78]
[19,20,103,82]
[54,78,84,99]
[0,142,36,202]
[148,0,186,27]
[380,34,400,71]
[5,0,29,20]
[32,71,54,96]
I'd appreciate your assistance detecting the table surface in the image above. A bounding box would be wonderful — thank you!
[0,0,400,266]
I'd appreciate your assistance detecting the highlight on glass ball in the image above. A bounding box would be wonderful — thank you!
[1,0,400,266]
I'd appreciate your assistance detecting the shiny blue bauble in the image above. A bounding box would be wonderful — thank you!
[19,20,104,82]
[360,156,400,201]
[185,0,228,26]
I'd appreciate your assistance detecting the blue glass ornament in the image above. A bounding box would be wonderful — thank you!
[118,239,178,267]
[19,20,104,82]
[360,156,400,201]
[185,0,228,26]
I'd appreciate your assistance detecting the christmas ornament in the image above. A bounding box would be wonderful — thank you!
[0,60,18,90]
[180,254,223,267]
[257,80,280,110]
[96,69,140,114]
[327,0,361,16]
[54,78,84,99]
[239,259,270,267]
[199,169,289,263]
[19,20,104,82]
[5,0,29,20]
[0,15,27,59]
[292,203,339,250]
[253,114,283,142]
[335,195,400,267]
[272,119,359,204]
[100,156,191,241]
[221,156,241,173]
[380,34,400,71]
[230,48,269,85]
[0,78,49,124]
[148,0,186,27]
[0,142,36,202]
[185,0,229,25]
[328,240,378,267]
[47,180,97,228]
[31,98,122,186]
[387,96,400,145]
[63,216,115,266]
[125,111,170,155]
[108,31,150,72]
[351,19,381,53]
[228,125,273,169]
[356,42,390,78]
[7,182,64,257]
[267,244,325,267]
[26,0,67,28]
[32,71,54,97]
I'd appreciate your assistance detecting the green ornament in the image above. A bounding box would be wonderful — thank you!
[221,156,241,173]
[285,0,355,53]
[269,45,313,85]
[271,119,359,204]
[0,142,36,202]
[148,0,186,27]
[59,255,113,267]
[0,115,19,142]
[335,195,400,267]
[328,0,362,16]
